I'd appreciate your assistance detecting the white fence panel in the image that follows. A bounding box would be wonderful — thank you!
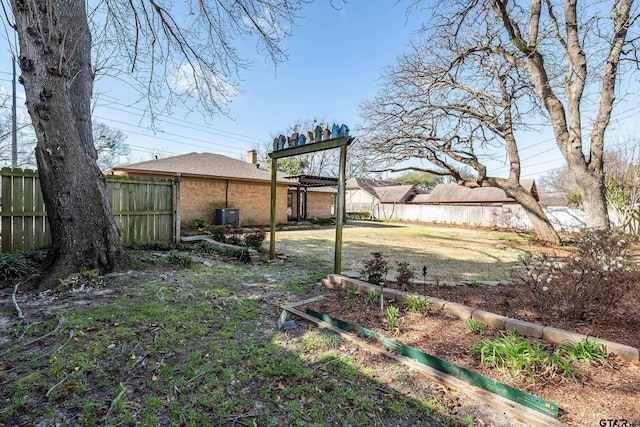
[347,202,588,232]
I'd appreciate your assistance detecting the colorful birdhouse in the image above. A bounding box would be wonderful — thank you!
[273,137,279,151]
[322,127,331,141]
[307,130,315,143]
[314,125,323,142]
[339,124,350,137]
[331,123,340,139]
[298,134,306,145]
[278,135,286,150]
[288,132,298,147]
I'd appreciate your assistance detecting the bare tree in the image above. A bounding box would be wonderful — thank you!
[359,32,561,243]
[538,167,582,207]
[362,0,638,235]
[434,0,637,229]
[93,122,131,170]
[6,0,314,288]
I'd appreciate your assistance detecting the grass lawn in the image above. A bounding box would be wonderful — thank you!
[271,221,531,281]
[0,223,534,426]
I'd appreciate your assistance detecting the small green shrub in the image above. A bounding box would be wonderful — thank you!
[167,251,193,268]
[360,252,388,285]
[466,318,486,335]
[191,217,208,229]
[0,251,45,280]
[226,234,243,246]
[243,230,266,250]
[204,225,229,243]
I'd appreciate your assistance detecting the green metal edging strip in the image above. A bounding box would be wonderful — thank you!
[305,308,559,419]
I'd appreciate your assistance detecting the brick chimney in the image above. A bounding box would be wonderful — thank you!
[246,150,258,165]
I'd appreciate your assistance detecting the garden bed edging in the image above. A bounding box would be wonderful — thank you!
[323,274,640,362]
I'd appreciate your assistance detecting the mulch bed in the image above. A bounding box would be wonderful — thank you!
[298,286,640,426]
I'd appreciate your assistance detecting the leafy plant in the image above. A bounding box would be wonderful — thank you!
[395,261,415,291]
[243,230,266,250]
[469,330,585,383]
[366,290,378,303]
[191,217,208,229]
[383,306,402,331]
[346,287,358,309]
[440,283,451,289]
[512,228,640,320]
[360,252,388,285]
[556,339,609,366]
[167,251,194,268]
[466,318,486,335]
[404,294,429,314]
[0,251,47,280]
[469,280,481,288]
[204,225,229,243]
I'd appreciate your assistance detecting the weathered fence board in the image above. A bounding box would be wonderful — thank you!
[1,168,175,253]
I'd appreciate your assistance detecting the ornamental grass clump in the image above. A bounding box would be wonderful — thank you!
[512,228,640,320]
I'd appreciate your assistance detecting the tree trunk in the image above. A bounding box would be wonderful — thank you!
[488,179,561,245]
[12,0,125,288]
[571,166,610,229]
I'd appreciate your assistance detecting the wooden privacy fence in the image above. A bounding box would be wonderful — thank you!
[1,168,175,253]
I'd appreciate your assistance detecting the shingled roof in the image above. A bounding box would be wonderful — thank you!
[346,177,420,203]
[412,179,538,204]
[112,152,293,184]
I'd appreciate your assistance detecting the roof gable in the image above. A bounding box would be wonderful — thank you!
[113,152,292,184]
[346,177,419,202]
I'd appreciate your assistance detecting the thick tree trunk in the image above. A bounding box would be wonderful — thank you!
[570,166,610,229]
[12,0,125,288]
[488,179,561,245]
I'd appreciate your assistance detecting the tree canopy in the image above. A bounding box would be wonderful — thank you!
[359,0,639,240]
[6,0,318,287]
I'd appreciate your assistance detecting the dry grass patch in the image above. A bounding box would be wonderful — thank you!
[271,222,529,281]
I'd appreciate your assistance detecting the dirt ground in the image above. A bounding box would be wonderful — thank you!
[299,286,640,427]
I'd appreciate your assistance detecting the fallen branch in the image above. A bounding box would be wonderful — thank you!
[12,283,24,319]
[102,384,127,425]
[46,372,70,397]
[0,330,74,379]
[0,315,66,357]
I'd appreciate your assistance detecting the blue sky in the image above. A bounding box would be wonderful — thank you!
[1,1,639,179]
[91,1,424,165]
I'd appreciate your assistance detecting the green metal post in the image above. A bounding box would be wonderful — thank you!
[270,158,277,260]
[334,144,347,274]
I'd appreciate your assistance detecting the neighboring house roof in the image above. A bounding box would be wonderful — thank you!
[346,177,420,203]
[412,179,538,204]
[111,152,293,184]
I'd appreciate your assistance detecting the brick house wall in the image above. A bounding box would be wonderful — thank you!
[180,177,287,226]
[307,191,335,218]
[113,171,288,227]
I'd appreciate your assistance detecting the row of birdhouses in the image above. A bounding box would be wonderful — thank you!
[273,124,350,151]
